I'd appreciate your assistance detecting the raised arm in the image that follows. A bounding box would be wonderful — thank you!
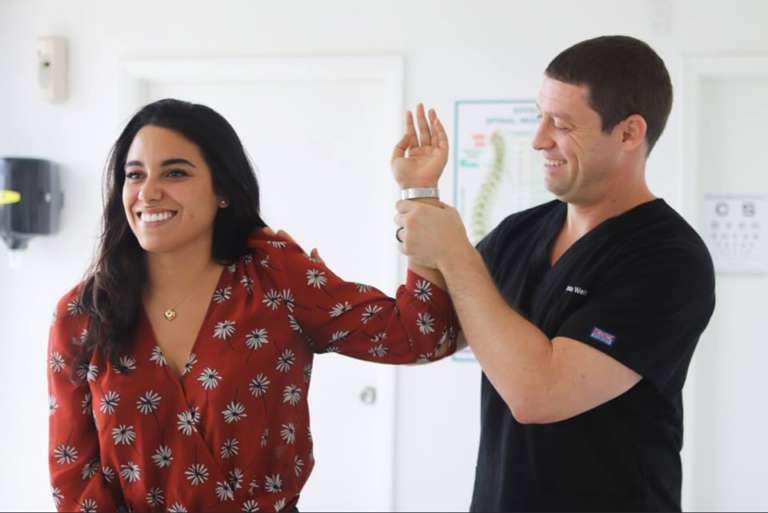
[391,104,450,289]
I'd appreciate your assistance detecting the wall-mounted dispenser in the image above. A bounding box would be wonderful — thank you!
[0,158,63,250]
[37,37,68,103]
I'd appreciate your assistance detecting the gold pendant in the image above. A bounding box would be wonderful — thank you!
[163,308,177,321]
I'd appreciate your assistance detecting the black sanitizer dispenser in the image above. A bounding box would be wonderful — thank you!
[0,158,63,250]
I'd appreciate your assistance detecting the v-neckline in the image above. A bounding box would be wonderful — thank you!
[541,199,664,273]
[141,265,228,381]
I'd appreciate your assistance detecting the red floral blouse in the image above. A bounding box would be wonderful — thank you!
[48,231,458,512]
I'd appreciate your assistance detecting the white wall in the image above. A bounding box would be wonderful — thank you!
[2,0,768,511]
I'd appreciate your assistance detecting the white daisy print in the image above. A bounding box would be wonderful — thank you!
[413,280,433,302]
[276,349,296,373]
[242,499,259,512]
[249,374,271,398]
[416,353,432,364]
[369,344,388,358]
[136,390,162,415]
[294,456,304,477]
[80,498,97,513]
[281,289,295,312]
[329,301,352,318]
[259,254,271,268]
[215,481,235,502]
[81,459,99,481]
[81,393,93,416]
[262,290,282,311]
[177,411,198,436]
[115,355,136,373]
[306,269,327,288]
[185,463,209,486]
[228,467,245,490]
[280,423,296,445]
[361,304,383,324]
[54,444,79,465]
[282,385,302,406]
[268,240,287,248]
[371,332,387,343]
[288,314,302,333]
[274,498,287,511]
[101,466,116,483]
[67,298,85,316]
[416,312,436,334]
[228,262,238,273]
[245,328,269,350]
[240,275,254,294]
[303,363,312,384]
[355,283,373,293]
[99,391,120,415]
[214,320,237,340]
[260,429,269,448]
[51,487,64,507]
[190,406,201,425]
[222,401,247,423]
[120,462,141,483]
[152,445,173,468]
[221,438,240,459]
[213,286,232,304]
[146,487,164,507]
[168,502,188,512]
[49,352,65,373]
[264,473,283,493]
[181,353,198,376]
[198,368,222,390]
[76,363,99,382]
[242,254,253,264]
[149,346,167,367]
[112,424,136,446]
[49,395,59,416]
[330,330,349,344]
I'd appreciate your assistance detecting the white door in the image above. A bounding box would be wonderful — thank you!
[682,58,768,512]
[121,57,403,511]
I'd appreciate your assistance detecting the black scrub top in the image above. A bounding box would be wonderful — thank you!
[470,199,715,512]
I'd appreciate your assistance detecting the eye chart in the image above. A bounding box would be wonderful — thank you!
[701,194,767,274]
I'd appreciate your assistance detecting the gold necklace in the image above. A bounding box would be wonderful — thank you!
[156,265,219,322]
[162,292,195,322]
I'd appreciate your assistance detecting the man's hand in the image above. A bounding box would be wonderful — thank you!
[391,104,448,188]
[394,199,474,271]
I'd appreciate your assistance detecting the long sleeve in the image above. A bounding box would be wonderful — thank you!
[261,236,459,363]
[47,291,122,512]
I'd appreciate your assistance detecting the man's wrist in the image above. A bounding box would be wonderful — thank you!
[438,241,481,278]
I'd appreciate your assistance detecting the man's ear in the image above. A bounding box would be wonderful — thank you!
[619,114,648,152]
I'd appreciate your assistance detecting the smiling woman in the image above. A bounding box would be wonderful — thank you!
[46,99,459,512]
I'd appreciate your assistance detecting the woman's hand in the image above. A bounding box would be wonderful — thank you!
[391,104,449,189]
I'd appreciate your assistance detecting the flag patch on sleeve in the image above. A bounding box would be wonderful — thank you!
[590,326,616,346]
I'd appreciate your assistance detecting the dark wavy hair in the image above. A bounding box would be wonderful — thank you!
[76,98,267,371]
[545,35,673,155]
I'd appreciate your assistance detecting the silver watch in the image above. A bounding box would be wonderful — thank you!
[400,187,439,200]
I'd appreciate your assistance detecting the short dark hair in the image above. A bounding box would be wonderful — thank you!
[545,35,673,154]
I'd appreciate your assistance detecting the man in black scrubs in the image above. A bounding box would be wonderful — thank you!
[394,35,716,511]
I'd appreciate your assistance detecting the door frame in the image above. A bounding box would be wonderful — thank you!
[680,55,768,510]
